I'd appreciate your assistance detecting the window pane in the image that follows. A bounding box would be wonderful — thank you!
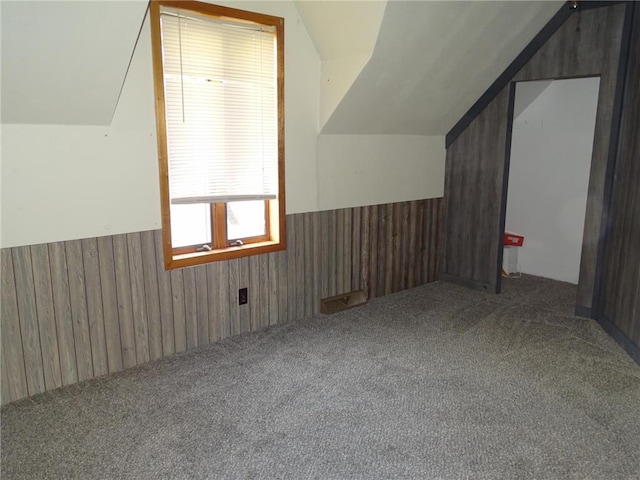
[160,10,278,204]
[227,201,266,240]
[171,204,211,248]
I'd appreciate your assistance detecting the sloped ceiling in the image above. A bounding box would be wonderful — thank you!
[1,0,564,134]
[294,1,386,128]
[1,0,148,125]
[294,1,386,60]
[321,0,565,135]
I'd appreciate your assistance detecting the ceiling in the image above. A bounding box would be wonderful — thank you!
[1,0,148,125]
[294,1,386,61]
[1,0,564,135]
[319,1,564,135]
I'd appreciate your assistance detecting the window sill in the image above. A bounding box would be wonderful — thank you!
[166,239,285,270]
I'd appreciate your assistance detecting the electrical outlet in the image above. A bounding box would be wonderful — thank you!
[239,287,248,305]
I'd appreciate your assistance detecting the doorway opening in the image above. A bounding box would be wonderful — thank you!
[502,76,600,285]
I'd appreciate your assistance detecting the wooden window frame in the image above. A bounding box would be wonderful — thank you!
[149,0,286,270]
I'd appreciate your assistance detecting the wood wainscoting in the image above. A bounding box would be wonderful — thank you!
[600,4,640,352]
[1,198,443,405]
[443,3,627,301]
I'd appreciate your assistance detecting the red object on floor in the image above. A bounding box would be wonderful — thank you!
[504,232,525,247]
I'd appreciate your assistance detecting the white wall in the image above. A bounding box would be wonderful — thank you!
[1,1,321,248]
[505,77,600,284]
[1,1,148,126]
[318,135,445,211]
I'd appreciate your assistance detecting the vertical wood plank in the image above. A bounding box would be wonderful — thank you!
[295,214,305,320]
[207,262,224,341]
[429,200,440,282]
[218,261,231,340]
[304,212,314,318]
[182,266,198,349]
[48,243,78,385]
[140,231,162,361]
[320,210,329,300]
[335,209,345,295]
[400,202,410,291]
[112,235,137,368]
[343,208,352,292]
[312,212,322,315]
[249,255,261,332]
[443,129,455,277]
[154,230,175,356]
[300,212,313,318]
[81,238,108,377]
[111,235,136,368]
[227,258,240,335]
[170,269,187,353]
[96,236,123,373]
[351,207,362,291]
[377,204,388,297]
[379,203,394,295]
[259,253,270,329]
[423,200,432,283]
[286,215,297,322]
[408,201,418,288]
[30,244,63,389]
[434,199,442,281]
[1,249,28,401]
[195,265,209,347]
[361,206,371,298]
[328,209,337,297]
[277,249,288,324]
[268,252,279,326]
[389,203,399,294]
[369,205,379,299]
[470,98,486,282]
[13,246,46,394]
[65,240,94,382]
[431,199,439,281]
[415,200,426,286]
[127,233,150,364]
[620,143,640,340]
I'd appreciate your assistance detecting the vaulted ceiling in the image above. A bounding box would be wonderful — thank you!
[1,0,148,125]
[296,0,564,135]
[2,0,563,134]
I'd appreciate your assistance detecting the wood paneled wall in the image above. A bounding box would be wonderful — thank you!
[0,198,443,404]
[443,4,626,300]
[442,87,510,290]
[601,5,640,348]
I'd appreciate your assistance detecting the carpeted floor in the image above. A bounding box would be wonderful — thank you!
[2,275,639,479]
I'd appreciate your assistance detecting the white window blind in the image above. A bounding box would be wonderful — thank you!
[159,7,278,205]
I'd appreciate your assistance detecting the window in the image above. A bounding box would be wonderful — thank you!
[150,0,285,270]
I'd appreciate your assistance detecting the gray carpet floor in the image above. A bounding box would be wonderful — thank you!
[2,276,640,479]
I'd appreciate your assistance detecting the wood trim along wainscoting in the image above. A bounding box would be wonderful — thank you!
[1,198,443,405]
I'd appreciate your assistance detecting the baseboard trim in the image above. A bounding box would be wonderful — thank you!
[440,273,495,293]
[574,305,593,319]
[597,316,640,365]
